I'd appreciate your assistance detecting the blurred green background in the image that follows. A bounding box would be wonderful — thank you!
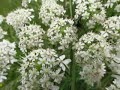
[0,0,21,16]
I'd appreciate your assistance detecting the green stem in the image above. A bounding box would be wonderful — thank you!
[70,48,76,90]
[64,0,66,9]
[69,0,75,89]
[96,82,102,90]
[69,0,73,18]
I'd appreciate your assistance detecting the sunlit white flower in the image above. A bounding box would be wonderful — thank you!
[18,24,45,52]
[19,48,71,90]
[39,0,65,25]
[6,8,34,33]
[47,18,77,50]
[104,16,120,31]
[75,32,109,85]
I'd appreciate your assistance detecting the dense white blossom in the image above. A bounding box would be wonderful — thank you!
[103,16,120,31]
[97,11,120,89]
[18,24,45,52]
[74,0,104,20]
[0,40,16,82]
[19,48,71,90]
[6,8,34,33]
[39,0,65,25]
[74,0,108,30]
[74,0,88,19]
[74,32,110,85]
[87,9,106,29]
[80,61,106,86]
[106,39,120,90]
[47,18,77,50]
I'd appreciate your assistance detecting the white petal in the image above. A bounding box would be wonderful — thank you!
[0,76,7,82]
[59,55,65,60]
[60,64,66,71]
[56,69,61,74]
[63,59,71,65]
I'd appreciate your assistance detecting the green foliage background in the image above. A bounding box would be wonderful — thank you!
[0,0,21,16]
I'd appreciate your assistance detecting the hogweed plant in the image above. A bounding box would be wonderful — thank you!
[0,0,120,90]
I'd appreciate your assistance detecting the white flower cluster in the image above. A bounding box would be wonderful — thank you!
[103,16,120,31]
[74,0,104,19]
[75,32,110,85]
[19,48,71,90]
[39,0,65,25]
[47,18,77,50]
[0,27,7,39]
[74,0,89,19]
[0,40,16,82]
[101,16,120,41]
[74,0,108,30]
[6,8,34,33]
[84,11,120,89]
[18,24,45,52]
[87,8,106,29]
[80,61,106,86]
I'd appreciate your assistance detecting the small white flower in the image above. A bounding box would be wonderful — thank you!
[57,55,71,71]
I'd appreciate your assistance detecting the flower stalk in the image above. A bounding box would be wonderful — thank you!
[70,49,76,90]
[69,0,76,89]
[69,0,73,18]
